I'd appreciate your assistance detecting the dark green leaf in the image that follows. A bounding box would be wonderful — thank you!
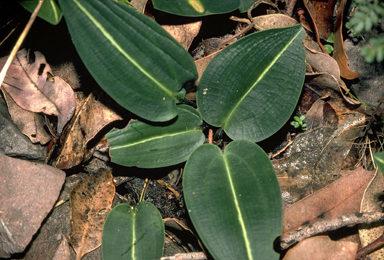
[58,0,197,122]
[183,140,282,260]
[102,202,164,260]
[197,24,306,142]
[238,0,257,13]
[152,0,239,17]
[106,105,205,168]
[18,0,62,25]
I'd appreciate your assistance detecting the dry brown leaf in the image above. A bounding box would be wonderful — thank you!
[3,90,51,144]
[0,153,65,257]
[0,49,59,116]
[283,236,358,260]
[306,0,337,40]
[195,52,217,85]
[52,236,71,260]
[69,168,115,260]
[358,170,384,259]
[130,0,147,13]
[333,0,359,80]
[42,76,76,135]
[252,14,298,30]
[54,92,122,169]
[283,167,375,232]
[163,21,202,50]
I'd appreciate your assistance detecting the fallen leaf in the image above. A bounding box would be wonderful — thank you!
[333,0,359,80]
[283,236,358,260]
[283,167,375,232]
[359,170,384,259]
[3,91,51,144]
[54,92,122,169]
[163,21,202,50]
[69,168,115,260]
[252,14,298,30]
[195,52,217,85]
[0,98,46,160]
[0,153,65,257]
[53,236,71,260]
[0,49,59,116]
[306,0,337,40]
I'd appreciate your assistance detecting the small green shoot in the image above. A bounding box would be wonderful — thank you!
[324,32,334,54]
[291,115,307,131]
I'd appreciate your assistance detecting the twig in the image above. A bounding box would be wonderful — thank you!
[355,232,384,259]
[280,212,384,250]
[0,0,44,87]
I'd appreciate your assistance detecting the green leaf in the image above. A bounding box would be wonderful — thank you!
[152,0,239,17]
[18,0,62,25]
[106,105,205,168]
[102,202,164,260]
[58,0,197,122]
[183,140,282,260]
[197,24,306,142]
[374,151,384,176]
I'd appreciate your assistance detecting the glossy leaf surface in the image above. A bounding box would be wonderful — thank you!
[19,0,62,25]
[197,24,306,142]
[107,105,205,168]
[152,0,239,17]
[183,140,282,260]
[102,202,164,260]
[58,0,197,122]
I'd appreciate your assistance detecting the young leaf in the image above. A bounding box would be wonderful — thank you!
[18,0,63,25]
[102,202,164,260]
[107,105,205,168]
[197,24,306,142]
[183,140,282,260]
[58,0,197,122]
[152,0,239,17]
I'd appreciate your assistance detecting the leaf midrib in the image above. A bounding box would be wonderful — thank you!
[224,28,303,124]
[71,0,173,97]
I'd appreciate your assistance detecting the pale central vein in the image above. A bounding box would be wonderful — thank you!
[72,0,172,96]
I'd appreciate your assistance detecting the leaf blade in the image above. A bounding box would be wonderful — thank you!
[197,24,306,142]
[107,105,205,168]
[183,140,282,260]
[58,0,198,122]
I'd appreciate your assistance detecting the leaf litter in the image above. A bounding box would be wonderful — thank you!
[1,0,383,259]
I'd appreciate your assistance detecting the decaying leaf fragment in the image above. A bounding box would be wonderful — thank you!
[0,49,76,143]
[69,168,115,260]
[54,92,123,169]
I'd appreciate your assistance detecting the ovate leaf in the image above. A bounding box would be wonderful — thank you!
[58,0,197,122]
[183,140,282,260]
[152,0,239,17]
[18,0,62,25]
[197,24,306,142]
[107,105,205,168]
[102,202,164,260]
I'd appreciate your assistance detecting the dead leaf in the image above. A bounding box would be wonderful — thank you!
[69,168,115,260]
[306,0,337,40]
[0,97,47,160]
[42,76,76,135]
[53,236,71,260]
[359,170,384,259]
[54,92,122,169]
[130,0,147,13]
[283,236,358,260]
[0,153,65,257]
[333,0,359,80]
[283,167,375,232]
[0,49,59,116]
[163,21,202,50]
[3,91,51,144]
[252,14,298,30]
[195,52,217,85]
